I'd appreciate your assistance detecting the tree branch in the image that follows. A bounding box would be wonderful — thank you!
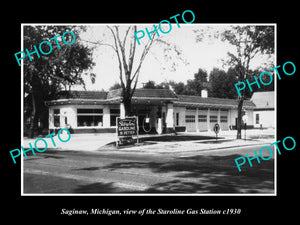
[122,26,131,48]
[107,26,125,89]
[80,39,117,51]
[130,34,155,84]
[128,26,137,75]
[114,26,129,80]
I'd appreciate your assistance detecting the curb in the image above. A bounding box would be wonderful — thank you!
[106,142,270,154]
[23,138,272,154]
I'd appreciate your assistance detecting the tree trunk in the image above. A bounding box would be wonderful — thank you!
[123,96,132,117]
[28,92,39,138]
[121,85,133,117]
[236,97,244,139]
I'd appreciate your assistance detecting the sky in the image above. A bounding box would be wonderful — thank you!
[75,24,274,91]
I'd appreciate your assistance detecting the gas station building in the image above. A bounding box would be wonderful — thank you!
[45,88,256,134]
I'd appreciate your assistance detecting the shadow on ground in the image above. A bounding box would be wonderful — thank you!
[99,135,222,150]
[24,151,274,194]
[141,135,221,142]
[101,154,274,194]
[73,182,123,193]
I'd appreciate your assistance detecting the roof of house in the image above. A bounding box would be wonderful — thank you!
[251,91,275,109]
[58,90,107,100]
[174,95,255,108]
[133,88,178,99]
[46,88,256,109]
[106,88,178,100]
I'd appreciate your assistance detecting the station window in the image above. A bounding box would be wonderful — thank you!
[220,115,228,122]
[110,108,120,126]
[198,115,207,122]
[256,114,260,124]
[185,115,195,123]
[176,112,179,126]
[186,106,196,110]
[210,115,218,123]
[53,109,60,127]
[77,108,103,127]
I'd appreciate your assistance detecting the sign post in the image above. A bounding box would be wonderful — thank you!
[213,123,220,142]
[116,116,138,147]
[242,114,248,141]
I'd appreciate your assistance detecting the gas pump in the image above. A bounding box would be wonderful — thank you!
[142,113,152,133]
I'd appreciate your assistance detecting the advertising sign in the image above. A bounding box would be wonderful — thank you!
[117,117,137,137]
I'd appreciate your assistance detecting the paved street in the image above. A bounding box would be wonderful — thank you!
[23,144,275,194]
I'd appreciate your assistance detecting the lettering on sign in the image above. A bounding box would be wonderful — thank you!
[117,117,137,137]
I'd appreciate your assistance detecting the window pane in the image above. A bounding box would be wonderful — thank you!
[220,115,228,122]
[77,115,103,127]
[185,115,195,123]
[110,109,120,114]
[110,115,118,126]
[186,106,196,110]
[176,113,179,126]
[198,115,207,122]
[54,115,60,127]
[77,108,103,114]
[210,115,218,122]
[54,109,60,115]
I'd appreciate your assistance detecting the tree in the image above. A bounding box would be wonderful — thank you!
[102,26,155,117]
[247,68,275,93]
[93,25,183,117]
[143,80,158,89]
[185,68,208,95]
[167,81,187,95]
[209,67,238,99]
[24,25,95,137]
[109,82,122,90]
[220,25,274,139]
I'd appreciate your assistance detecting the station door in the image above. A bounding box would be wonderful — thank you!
[209,109,218,130]
[220,110,229,130]
[197,110,208,131]
[185,112,196,132]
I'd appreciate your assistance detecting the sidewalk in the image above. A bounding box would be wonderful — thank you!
[22,128,275,153]
[109,129,275,153]
[22,133,117,151]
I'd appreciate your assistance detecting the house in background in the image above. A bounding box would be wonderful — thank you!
[251,91,275,129]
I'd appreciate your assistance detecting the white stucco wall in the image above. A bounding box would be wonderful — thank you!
[49,105,74,129]
[228,109,237,128]
[49,105,106,129]
[48,103,256,132]
[103,105,110,128]
[246,109,254,126]
[173,106,186,127]
[253,110,275,128]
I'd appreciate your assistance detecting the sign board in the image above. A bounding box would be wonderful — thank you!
[242,115,248,123]
[117,117,137,137]
[213,123,220,134]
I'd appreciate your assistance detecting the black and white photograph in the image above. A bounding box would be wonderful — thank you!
[21,23,276,195]
[4,4,298,221]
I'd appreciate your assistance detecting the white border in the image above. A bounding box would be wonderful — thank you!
[21,24,24,195]
[21,23,277,197]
